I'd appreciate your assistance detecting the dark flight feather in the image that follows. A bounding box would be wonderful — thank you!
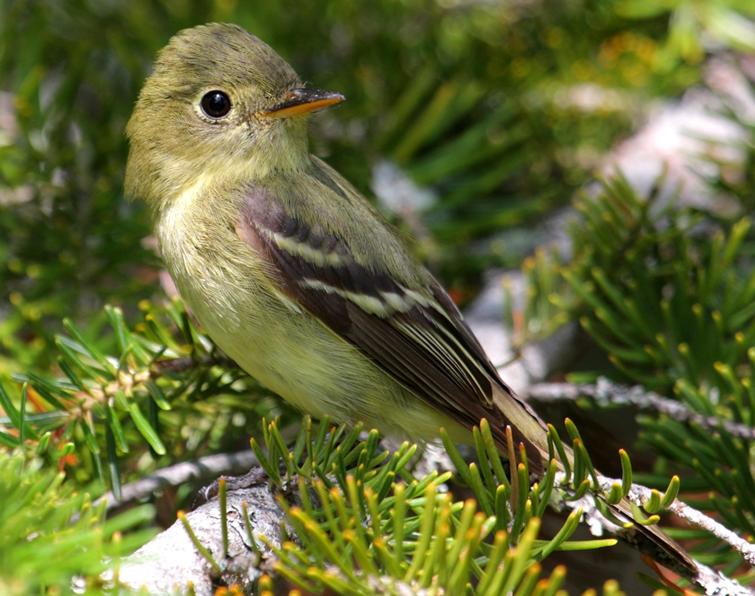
[237,182,547,473]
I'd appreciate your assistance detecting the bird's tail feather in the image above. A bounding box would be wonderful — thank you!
[602,494,697,578]
[532,438,696,578]
[489,385,697,580]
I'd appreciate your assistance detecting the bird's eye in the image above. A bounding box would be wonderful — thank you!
[200,90,232,119]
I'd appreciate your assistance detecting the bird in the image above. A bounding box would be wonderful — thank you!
[125,22,696,579]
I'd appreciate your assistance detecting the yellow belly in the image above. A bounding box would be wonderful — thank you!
[155,178,469,445]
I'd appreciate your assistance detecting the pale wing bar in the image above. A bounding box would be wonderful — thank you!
[238,185,544,471]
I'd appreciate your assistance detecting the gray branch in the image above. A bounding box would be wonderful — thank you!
[527,378,755,441]
[98,450,258,512]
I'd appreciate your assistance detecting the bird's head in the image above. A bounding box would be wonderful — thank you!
[125,23,344,207]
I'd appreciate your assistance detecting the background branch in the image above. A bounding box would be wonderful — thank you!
[527,378,755,441]
[98,450,257,513]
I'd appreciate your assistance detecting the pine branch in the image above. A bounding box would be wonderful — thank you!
[558,470,754,596]
[117,418,626,595]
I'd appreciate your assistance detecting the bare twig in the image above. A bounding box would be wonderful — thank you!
[527,378,755,441]
[665,499,755,568]
[97,450,257,512]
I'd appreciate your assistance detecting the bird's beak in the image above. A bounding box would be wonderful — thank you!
[262,87,345,119]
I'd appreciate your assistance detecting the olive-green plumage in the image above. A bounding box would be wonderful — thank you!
[126,23,695,577]
[125,21,546,458]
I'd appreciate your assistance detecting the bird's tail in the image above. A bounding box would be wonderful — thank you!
[489,385,697,580]
[600,491,697,578]
[536,439,696,579]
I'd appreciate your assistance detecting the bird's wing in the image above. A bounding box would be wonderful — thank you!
[235,176,546,472]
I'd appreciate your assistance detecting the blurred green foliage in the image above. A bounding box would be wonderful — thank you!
[0,451,154,594]
[2,0,749,372]
[1,0,754,593]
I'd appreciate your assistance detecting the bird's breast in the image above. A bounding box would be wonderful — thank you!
[156,180,272,330]
[154,181,344,412]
